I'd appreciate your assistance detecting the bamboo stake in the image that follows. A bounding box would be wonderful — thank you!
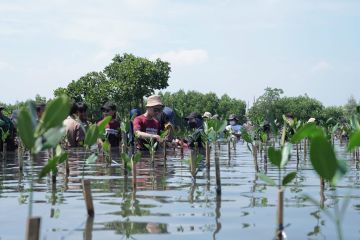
[205,142,210,170]
[2,142,7,159]
[252,145,259,172]
[190,149,196,182]
[320,177,325,209]
[163,142,167,165]
[82,179,94,217]
[132,160,136,190]
[84,216,94,240]
[227,141,231,158]
[214,151,221,195]
[26,217,41,240]
[276,188,285,240]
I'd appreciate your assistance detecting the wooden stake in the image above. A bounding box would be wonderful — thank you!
[276,188,285,240]
[84,216,94,240]
[252,145,259,172]
[227,141,231,158]
[214,152,221,195]
[163,142,167,162]
[190,149,196,181]
[2,142,7,159]
[132,160,136,190]
[82,179,94,217]
[205,142,210,170]
[26,217,41,240]
[65,159,70,177]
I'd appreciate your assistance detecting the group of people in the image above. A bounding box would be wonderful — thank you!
[0,95,244,153]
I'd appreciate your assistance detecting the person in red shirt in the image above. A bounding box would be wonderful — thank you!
[97,102,121,147]
[133,95,164,150]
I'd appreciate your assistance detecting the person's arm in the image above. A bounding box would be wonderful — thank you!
[133,117,163,143]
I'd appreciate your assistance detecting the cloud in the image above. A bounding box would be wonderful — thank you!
[150,49,209,66]
[312,60,330,72]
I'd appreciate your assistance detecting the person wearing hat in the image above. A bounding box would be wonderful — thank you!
[202,112,212,120]
[63,102,86,148]
[158,107,175,144]
[183,112,204,148]
[0,104,17,151]
[133,95,164,150]
[225,114,242,140]
[97,101,121,147]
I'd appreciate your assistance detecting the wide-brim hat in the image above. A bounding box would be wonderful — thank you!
[202,112,212,118]
[227,114,238,121]
[146,95,163,107]
[185,112,202,120]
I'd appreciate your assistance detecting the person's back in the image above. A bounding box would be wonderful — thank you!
[63,103,85,148]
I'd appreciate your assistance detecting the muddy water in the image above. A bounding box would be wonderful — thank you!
[0,142,360,240]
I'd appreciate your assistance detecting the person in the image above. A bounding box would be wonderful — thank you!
[158,107,175,144]
[184,112,204,148]
[97,102,121,147]
[76,102,90,129]
[36,103,46,121]
[128,108,142,149]
[133,95,163,150]
[225,114,242,140]
[63,102,85,148]
[202,112,212,120]
[0,105,17,151]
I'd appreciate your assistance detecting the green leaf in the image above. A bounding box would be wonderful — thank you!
[282,171,297,186]
[17,106,35,150]
[291,123,324,143]
[281,143,292,168]
[86,153,97,164]
[310,136,338,181]
[57,152,68,164]
[268,147,281,168]
[102,139,110,153]
[41,127,66,150]
[257,173,276,186]
[121,153,130,163]
[37,95,70,135]
[38,157,57,179]
[84,124,99,147]
[132,152,142,163]
[240,128,253,144]
[98,116,112,136]
[348,130,360,152]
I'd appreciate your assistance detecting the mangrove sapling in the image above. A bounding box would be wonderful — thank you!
[201,121,218,169]
[0,128,9,159]
[16,96,71,240]
[120,118,130,154]
[291,123,350,240]
[81,116,112,176]
[185,150,203,183]
[257,143,296,240]
[144,137,158,165]
[241,127,259,172]
[102,139,111,166]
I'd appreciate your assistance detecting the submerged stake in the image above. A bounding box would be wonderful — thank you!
[82,179,94,217]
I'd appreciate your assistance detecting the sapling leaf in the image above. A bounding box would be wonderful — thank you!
[241,128,253,144]
[257,173,276,186]
[268,147,281,168]
[102,139,110,153]
[132,152,142,163]
[39,157,57,179]
[84,124,99,147]
[291,123,324,144]
[86,153,97,164]
[331,159,347,185]
[42,127,66,150]
[281,143,292,168]
[17,106,35,150]
[310,136,338,181]
[282,171,297,186]
[347,130,360,152]
[57,152,68,164]
[121,153,130,163]
[98,116,112,136]
[154,142,158,149]
[37,95,70,135]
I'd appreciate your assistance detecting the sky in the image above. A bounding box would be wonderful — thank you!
[0,0,359,107]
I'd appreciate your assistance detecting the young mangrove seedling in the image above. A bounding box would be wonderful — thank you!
[292,123,349,240]
[0,128,9,158]
[144,137,158,165]
[184,150,203,183]
[120,152,142,190]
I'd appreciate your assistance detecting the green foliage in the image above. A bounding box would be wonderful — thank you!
[36,95,70,135]
[282,171,297,186]
[291,123,325,143]
[159,90,246,124]
[268,147,281,168]
[84,124,99,147]
[348,130,360,151]
[16,103,36,149]
[86,153,97,164]
[257,173,276,186]
[38,145,68,179]
[0,129,9,142]
[310,136,338,181]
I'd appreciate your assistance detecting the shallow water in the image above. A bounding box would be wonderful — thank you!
[0,141,360,240]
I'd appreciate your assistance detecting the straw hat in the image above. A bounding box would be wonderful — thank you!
[146,95,163,107]
[307,117,316,123]
[202,112,212,119]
